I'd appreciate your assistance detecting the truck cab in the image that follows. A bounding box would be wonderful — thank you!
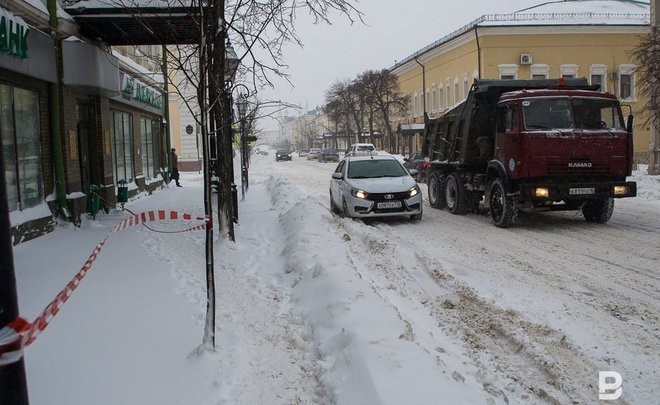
[423,79,637,227]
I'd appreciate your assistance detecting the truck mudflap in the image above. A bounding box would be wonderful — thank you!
[519,181,637,202]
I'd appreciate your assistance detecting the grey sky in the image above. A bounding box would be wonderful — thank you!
[257,0,552,127]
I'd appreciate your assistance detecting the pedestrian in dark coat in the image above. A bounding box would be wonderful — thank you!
[171,148,182,187]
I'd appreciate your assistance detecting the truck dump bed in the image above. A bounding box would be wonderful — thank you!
[422,78,598,167]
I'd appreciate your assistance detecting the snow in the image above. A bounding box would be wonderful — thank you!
[11,156,659,404]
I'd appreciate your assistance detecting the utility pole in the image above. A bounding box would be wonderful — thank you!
[0,136,30,404]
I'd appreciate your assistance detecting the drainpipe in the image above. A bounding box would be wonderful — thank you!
[48,0,69,219]
[475,26,482,79]
[414,57,426,155]
[161,45,171,175]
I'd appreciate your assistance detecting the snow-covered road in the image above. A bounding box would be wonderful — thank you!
[265,153,659,404]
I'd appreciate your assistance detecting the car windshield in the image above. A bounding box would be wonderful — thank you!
[357,145,374,151]
[347,159,408,179]
[523,98,625,131]
[277,150,289,154]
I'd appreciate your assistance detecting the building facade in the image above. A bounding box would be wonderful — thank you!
[391,0,651,164]
[1,1,167,244]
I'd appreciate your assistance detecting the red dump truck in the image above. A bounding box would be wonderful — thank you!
[422,78,636,227]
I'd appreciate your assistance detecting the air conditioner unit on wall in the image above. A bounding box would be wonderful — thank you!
[520,54,533,65]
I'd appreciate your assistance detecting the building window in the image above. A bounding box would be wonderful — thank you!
[498,64,518,80]
[424,90,429,114]
[560,64,579,79]
[454,79,459,105]
[431,85,436,112]
[446,81,451,109]
[530,64,549,79]
[111,110,134,183]
[0,84,42,211]
[463,75,469,101]
[140,117,160,180]
[618,64,636,101]
[439,87,444,110]
[589,64,608,91]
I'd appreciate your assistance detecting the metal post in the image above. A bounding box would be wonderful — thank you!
[0,130,30,404]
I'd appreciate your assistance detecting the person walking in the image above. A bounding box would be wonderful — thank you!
[171,148,182,187]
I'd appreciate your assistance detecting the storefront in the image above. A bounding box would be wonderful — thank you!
[1,6,57,243]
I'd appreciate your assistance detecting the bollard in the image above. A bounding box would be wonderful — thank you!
[87,184,101,218]
[117,180,128,209]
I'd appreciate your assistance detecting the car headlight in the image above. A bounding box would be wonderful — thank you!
[407,185,420,197]
[351,189,368,199]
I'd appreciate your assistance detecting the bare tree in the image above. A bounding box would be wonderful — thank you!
[633,26,660,128]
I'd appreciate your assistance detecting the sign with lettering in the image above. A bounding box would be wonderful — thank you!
[120,73,163,109]
[0,8,30,59]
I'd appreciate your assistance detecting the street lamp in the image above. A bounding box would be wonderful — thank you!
[234,84,250,200]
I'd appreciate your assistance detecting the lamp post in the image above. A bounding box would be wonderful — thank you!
[234,84,250,200]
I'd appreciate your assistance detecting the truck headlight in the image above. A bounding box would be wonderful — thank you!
[351,189,368,199]
[613,185,628,196]
[533,187,549,198]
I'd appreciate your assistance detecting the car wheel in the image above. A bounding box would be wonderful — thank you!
[341,198,350,218]
[582,197,614,224]
[445,173,469,215]
[427,172,446,209]
[330,191,340,214]
[489,178,518,228]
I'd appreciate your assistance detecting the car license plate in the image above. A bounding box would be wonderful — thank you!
[377,201,402,209]
[569,187,595,195]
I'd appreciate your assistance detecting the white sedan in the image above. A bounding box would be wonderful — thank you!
[329,155,422,220]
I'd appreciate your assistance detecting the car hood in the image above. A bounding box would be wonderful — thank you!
[347,176,416,193]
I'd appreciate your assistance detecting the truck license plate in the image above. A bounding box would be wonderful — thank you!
[569,188,595,195]
[377,201,402,209]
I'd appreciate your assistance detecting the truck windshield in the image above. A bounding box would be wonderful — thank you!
[523,98,624,131]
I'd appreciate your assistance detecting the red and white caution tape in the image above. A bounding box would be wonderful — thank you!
[0,210,208,361]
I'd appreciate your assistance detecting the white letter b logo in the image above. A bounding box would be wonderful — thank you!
[599,371,622,400]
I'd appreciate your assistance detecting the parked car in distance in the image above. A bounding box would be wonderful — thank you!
[307,148,321,160]
[346,143,377,157]
[275,149,292,161]
[298,149,309,157]
[403,152,430,182]
[318,148,340,163]
[329,155,422,221]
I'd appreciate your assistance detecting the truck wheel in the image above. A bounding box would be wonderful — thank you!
[427,172,446,209]
[582,198,614,224]
[445,173,468,215]
[489,178,518,228]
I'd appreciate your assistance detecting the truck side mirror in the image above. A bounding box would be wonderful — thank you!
[626,115,634,133]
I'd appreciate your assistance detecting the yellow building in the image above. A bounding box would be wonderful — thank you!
[392,0,651,164]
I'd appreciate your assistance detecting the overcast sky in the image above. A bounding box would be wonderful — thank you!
[254,0,552,129]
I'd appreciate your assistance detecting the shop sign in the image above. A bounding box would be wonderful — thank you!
[121,74,162,109]
[0,8,30,59]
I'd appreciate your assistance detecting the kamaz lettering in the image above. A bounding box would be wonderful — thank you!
[568,162,592,168]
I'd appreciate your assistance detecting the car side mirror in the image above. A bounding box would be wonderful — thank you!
[409,169,419,177]
[332,172,343,180]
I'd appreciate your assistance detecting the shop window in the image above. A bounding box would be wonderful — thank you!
[140,117,160,180]
[0,84,42,211]
[111,110,134,183]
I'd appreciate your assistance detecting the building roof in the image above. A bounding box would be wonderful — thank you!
[392,0,650,72]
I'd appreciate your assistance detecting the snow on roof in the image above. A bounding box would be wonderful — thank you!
[393,0,650,70]
[112,50,164,85]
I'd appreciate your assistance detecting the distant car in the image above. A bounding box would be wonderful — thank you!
[298,149,309,157]
[318,148,340,163]
[275,149,292,161]
[259,150,269,156]
[346,143,377,157]
[329,155,422,220]
[307,148,321,160]
[403,152,430,182]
